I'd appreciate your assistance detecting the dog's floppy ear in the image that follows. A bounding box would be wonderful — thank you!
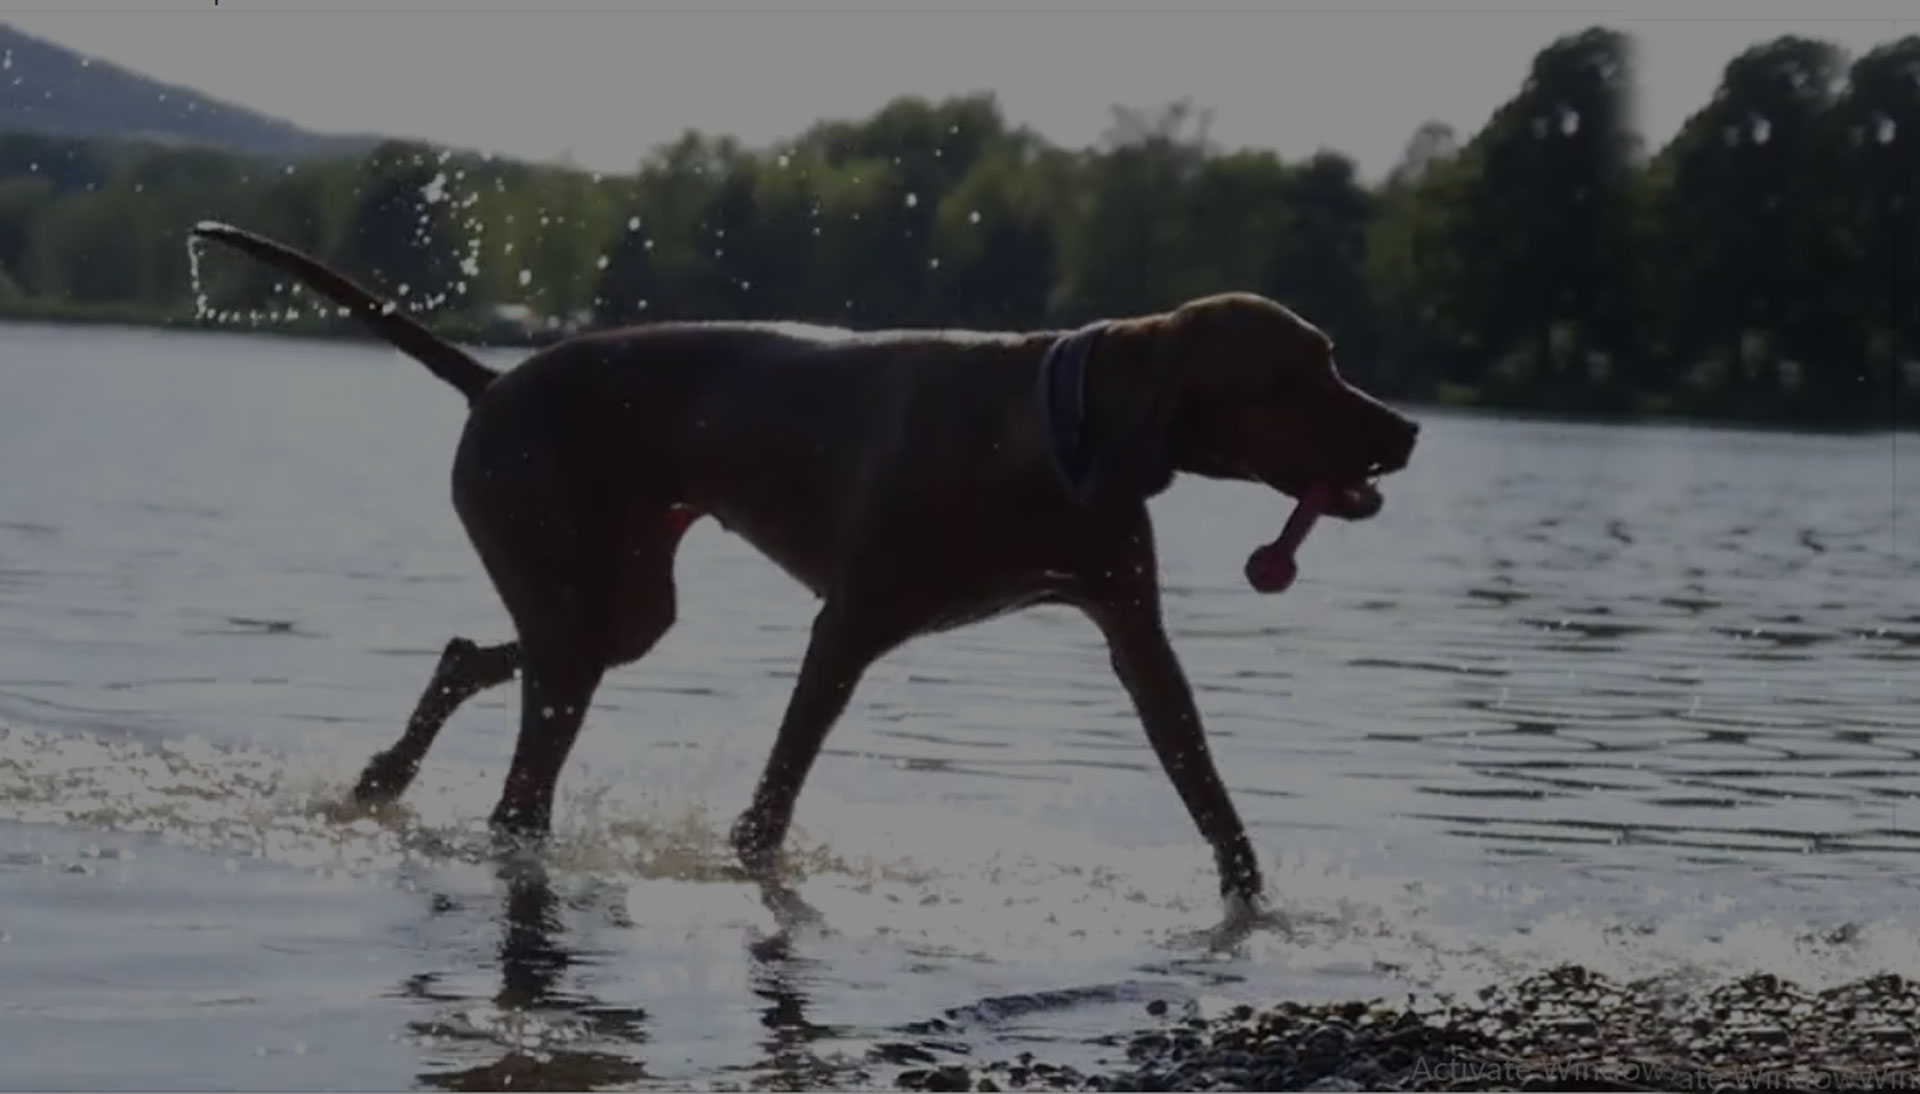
[1038,314,1184,509]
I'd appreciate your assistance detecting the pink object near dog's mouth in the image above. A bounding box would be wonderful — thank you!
[1243,481,1382,593]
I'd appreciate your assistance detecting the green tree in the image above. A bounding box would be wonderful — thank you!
[1452,27,1639,409]
[1647,36,1850,417]
[1264,152,1379,383]
[338,140,457,309]
[1054,101,1214,319]
[0,175,53,291]
[929,137,1067,328]
[1830,36,1920,424]
[29,188,147,304]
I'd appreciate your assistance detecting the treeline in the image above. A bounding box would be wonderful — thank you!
[0,27,1914,429]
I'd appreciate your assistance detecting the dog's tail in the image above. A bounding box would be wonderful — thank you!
[190,221,499,404]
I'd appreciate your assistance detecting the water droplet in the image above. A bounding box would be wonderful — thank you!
[968,210,982,225]
[628,215,641,231]
[596,255,609,269]
[904,193,919,208]
[519,269,532,287]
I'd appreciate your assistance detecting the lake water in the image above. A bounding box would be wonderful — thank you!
[1,321,1917,1090]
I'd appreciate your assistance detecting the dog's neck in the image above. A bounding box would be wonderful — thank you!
[1035,323,1106,504]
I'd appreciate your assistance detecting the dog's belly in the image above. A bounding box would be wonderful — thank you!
[699,500,841,597]
[924,584,1068,633]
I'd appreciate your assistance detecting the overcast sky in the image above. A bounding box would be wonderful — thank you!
[3,1,1911,180]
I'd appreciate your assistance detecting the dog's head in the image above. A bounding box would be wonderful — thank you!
[1045,292,1419,588]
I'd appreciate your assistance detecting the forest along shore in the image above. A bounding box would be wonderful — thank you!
[0,29,1914,432]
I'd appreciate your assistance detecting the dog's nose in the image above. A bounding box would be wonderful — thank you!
[1381,415,1419,470]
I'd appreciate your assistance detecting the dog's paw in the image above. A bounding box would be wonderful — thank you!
[486,804,554,854]
[1221,887,1264,930]
[351,751,416,806]
[728,813,783,878]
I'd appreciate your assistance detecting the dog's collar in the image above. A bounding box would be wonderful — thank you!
[1036,322,1106,504]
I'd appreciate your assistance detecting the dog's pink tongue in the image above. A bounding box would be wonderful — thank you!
[1244,486,1329,594]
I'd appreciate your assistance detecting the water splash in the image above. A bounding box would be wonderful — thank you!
[6,715,1920,1004]
[185,232,212,322]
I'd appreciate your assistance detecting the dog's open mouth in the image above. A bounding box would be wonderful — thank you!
[1243,465,1390,594]
[1324,475,1385,521]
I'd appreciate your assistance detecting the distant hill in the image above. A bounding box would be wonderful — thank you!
[0,22,387,162]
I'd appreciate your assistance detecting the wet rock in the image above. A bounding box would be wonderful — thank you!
[890,965,1920,1092]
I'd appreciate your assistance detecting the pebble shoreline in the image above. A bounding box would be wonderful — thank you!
[885,966,1920,1093]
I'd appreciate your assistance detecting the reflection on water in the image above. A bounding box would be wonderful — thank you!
[1,325,1919,1087]
[393,853,871,1091]
[407,858,655,1091]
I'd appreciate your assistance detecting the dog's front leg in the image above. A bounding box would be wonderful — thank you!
[1083,595,1264,910]
[730,601,905,876]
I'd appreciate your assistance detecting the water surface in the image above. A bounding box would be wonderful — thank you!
[1,322,1917,1089]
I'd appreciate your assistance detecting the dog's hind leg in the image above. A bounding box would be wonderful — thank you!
[485,506,689,840]
[354,637,521,805]
[353,505,699,813]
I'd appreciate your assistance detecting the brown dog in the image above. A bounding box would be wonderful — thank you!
[190,221,1418,910]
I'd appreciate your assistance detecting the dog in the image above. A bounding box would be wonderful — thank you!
[189,221,1418,910]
